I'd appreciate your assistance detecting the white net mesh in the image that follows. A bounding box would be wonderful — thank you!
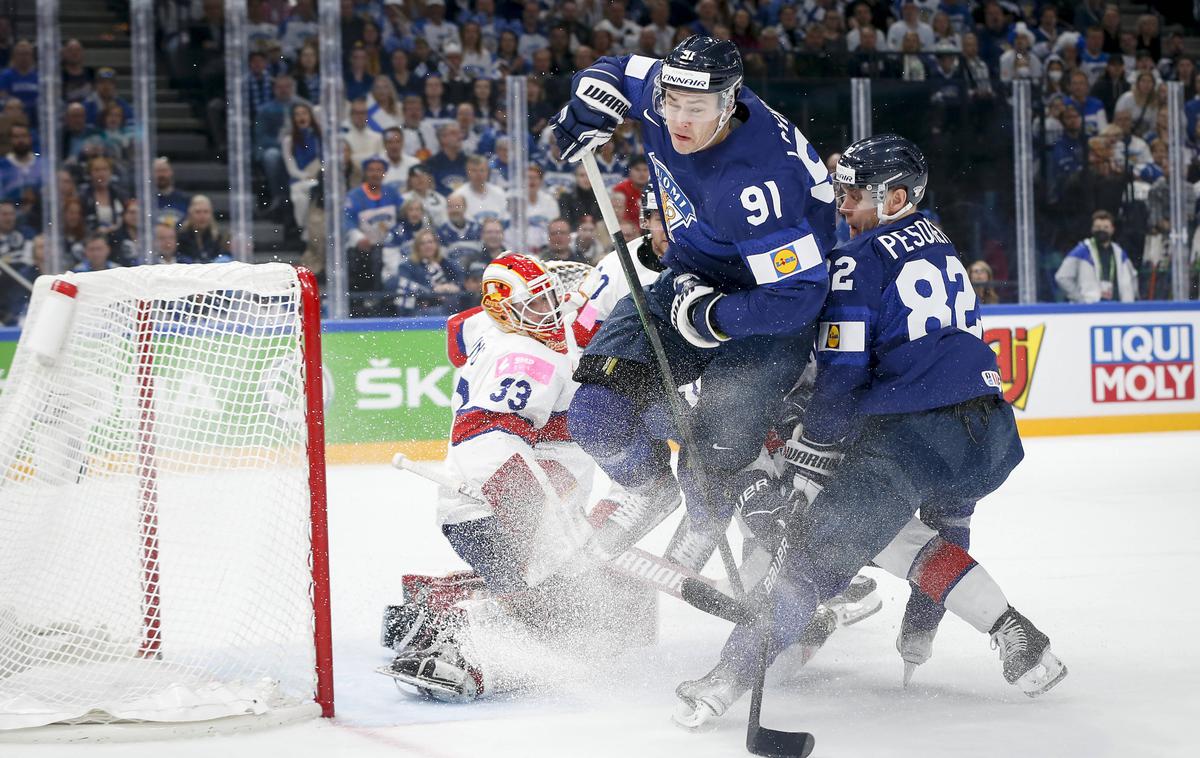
[0,263,323,730]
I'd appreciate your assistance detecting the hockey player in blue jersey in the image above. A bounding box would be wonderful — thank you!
[552,36,836,569]
[673,134,1067,729]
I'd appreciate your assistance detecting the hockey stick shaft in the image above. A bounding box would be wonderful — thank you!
[391,453,715,602]
[0,256,34,292]
[579,151,743,596]
[679,527,817,757]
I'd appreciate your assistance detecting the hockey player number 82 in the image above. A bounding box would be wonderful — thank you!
[894,256,982,340]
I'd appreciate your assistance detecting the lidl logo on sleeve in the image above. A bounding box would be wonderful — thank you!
[825,323,840,349]
[985,324,1045,411]
[773,247,799,275]
[817,321,864,352]
[1091,324,1194,403]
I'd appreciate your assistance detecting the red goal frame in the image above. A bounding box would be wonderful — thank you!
[130,266,334,718]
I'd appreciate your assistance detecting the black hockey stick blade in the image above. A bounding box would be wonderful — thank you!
[680,577,754,625]
[745,623,816,758]
[747,725,816,758]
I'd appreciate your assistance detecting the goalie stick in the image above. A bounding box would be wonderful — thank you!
[391,453,717,603]
[580,151,743,597]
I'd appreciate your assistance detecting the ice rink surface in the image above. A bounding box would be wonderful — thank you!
[14,432,1199,758]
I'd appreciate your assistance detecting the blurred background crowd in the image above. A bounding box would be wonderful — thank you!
[1,0,1198,323]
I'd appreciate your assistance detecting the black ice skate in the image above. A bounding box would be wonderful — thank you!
[376,635,485,702]
[988,606,1068,697]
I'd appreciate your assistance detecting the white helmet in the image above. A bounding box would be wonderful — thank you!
[481,252,569,350]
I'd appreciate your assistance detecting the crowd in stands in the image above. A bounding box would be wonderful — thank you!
[3,1,1200,324]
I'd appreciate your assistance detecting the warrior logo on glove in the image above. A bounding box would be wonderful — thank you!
[579,80,630,120]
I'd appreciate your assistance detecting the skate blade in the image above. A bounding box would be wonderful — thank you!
[375,665,473,702]
[671,699,722,733]
[902,661,918,688]
[1018,650,1068,698]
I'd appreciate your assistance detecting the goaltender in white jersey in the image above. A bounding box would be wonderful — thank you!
[378,238,663,702]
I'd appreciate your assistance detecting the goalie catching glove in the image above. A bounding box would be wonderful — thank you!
[552,71,630,163]
[671,273,729,349]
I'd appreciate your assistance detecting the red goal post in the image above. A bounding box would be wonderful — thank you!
[0,263,332,737]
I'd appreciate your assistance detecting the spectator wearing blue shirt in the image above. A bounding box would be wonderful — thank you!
[253,75,305,215]
[153,157,191,228]
[393,227,464,317]
[0,200,33,264]
[1049,105,1087,202]
[438,194,483,268]
[488,136,510,181]
[939,0,974,35]
[467,0,515,51]
[246,51,275,115]
[385,48,420,97]
[82,68,133,127]
[1078,27,1110,85]
[1064,70,1109,136]
[690,0,721,37]
[378,0,413,54]
[0,41,38,124]
[975,1,1011,73]
[344,44,375,102]
[72,233,119,273]
[423,122,469,196]
[0,123,39,203]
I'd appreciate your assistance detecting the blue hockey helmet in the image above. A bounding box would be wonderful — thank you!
[653,36,743,148]
[834,134,929,223]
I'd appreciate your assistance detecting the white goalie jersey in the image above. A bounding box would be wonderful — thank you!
[437,248,661,577]
[441,324,591,526]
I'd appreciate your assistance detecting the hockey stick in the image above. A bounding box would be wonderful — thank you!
[0,255,34,292]
[680,535,817,758]
[391,453,717,602]
[579,151,742,596]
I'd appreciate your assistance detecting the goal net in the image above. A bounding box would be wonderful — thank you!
[0,262,332,733]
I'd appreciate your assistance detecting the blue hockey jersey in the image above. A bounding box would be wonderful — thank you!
[578,55,836,339]
[803,211,1003,444]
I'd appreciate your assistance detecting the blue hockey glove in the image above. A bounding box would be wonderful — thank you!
[552,73,630,163]
[670,273,729,349]
[781,433,843,508]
